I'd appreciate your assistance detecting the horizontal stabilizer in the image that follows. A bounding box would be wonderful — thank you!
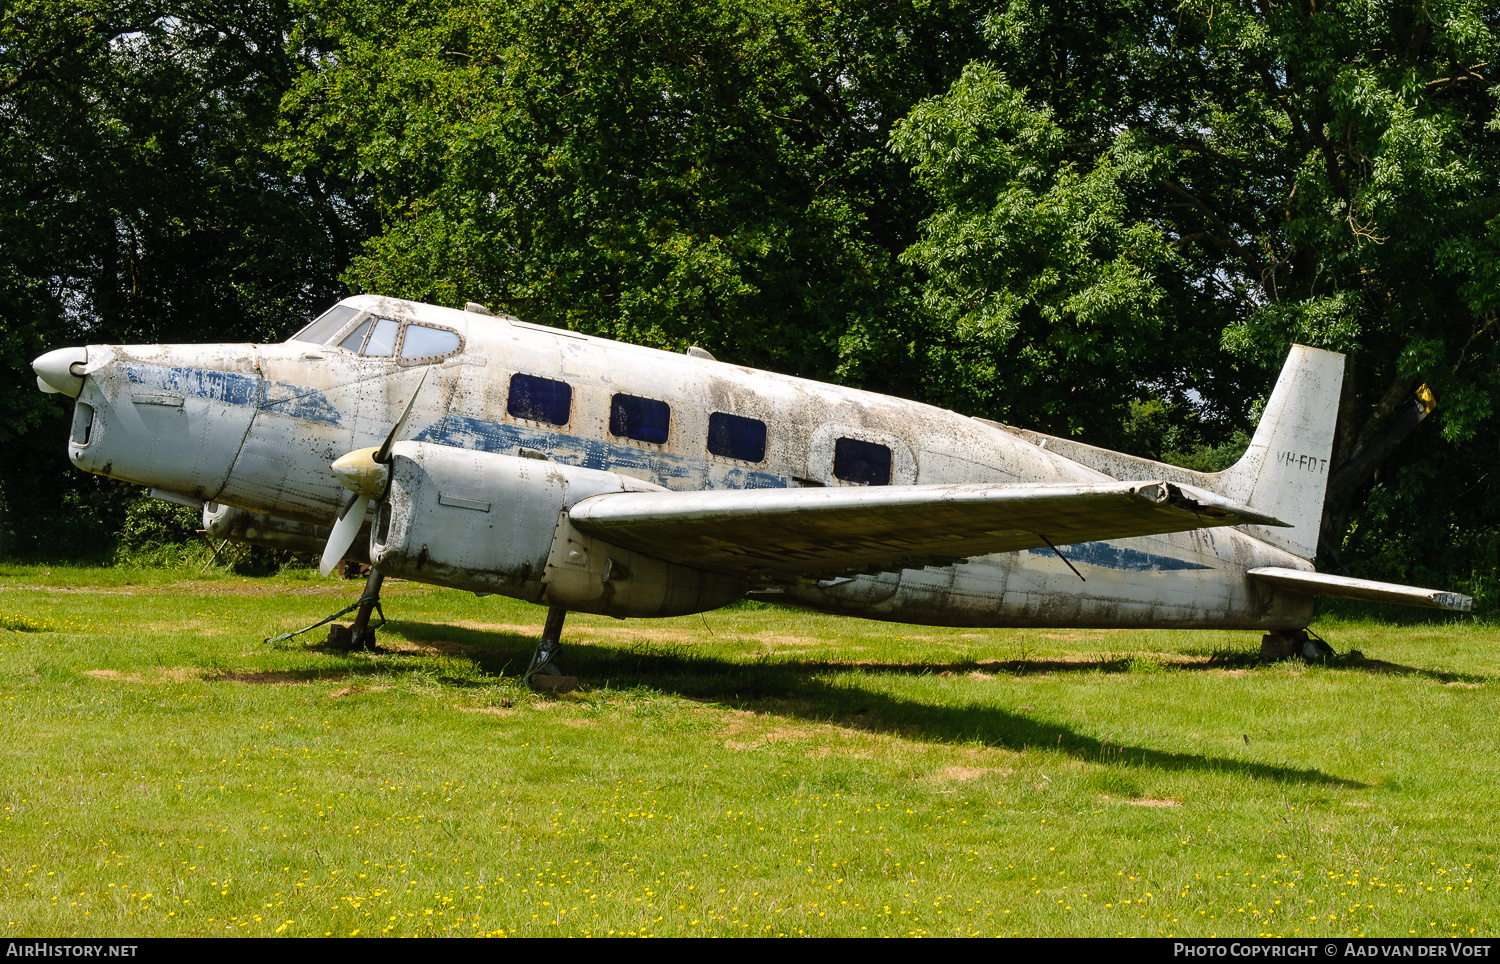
[1248,567,1473,612]
[569,480,1282,578]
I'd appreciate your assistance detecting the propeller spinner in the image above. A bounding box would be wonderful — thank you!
[319,368,430,576]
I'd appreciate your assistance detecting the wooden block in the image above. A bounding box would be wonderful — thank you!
[530,674,580,693]
[1259,633,1298,661]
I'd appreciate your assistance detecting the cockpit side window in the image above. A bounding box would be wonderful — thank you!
[290,305,360,345]
[364,318,400,357]
[328,316,464,361]
[337,319,373,352]
[400,324,462,360]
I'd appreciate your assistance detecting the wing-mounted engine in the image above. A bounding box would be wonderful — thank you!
[367,441,747,617]
[202,502,369,564]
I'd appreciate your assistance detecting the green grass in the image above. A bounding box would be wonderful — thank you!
[0,561,1495,937]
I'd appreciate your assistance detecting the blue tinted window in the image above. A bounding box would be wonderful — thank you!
[707,412,767,462]
[508,374,572,425]
[833,437,892,485]
[610,394,670,444]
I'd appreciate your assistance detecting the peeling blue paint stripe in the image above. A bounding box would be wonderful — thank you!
[415,414,792,492]
[122,363,259,406]
[122,362,345,426]
[1027,542,1212,572]
[261,382,343,425]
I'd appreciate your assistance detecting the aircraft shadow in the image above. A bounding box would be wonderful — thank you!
[1327,654,1489,685]
[328,620,1367,788]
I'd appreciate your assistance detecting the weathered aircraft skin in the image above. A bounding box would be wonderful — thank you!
[36,294,1468,635]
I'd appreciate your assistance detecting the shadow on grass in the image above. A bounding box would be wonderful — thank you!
[316,620,1367,788]
[296,620,539,679]
[1330,653,1488,685]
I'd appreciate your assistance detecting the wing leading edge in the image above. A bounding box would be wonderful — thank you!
[566,480,1284,579]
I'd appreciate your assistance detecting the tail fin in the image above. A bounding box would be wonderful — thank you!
[983,344,1345,558]
[1212,345,1344,559]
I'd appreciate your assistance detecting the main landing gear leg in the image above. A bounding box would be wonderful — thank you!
[318,567,385,652]
[525,606,578,692]
[348,567,385,651]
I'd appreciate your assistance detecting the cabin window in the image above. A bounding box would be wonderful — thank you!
[400,324,461,359]
[610,394,671,444]
[707,412,766,463]
[508,373,572,425]
[337,319,373,352]
[291,305,360,345]
[833,437,892,485]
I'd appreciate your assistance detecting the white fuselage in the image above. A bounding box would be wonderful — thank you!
[63,297,1312,630]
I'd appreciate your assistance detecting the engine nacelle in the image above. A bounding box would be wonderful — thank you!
[368,441,747,617]
[202,501,369,563]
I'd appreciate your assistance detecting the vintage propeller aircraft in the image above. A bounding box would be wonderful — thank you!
[32,295,1471,681]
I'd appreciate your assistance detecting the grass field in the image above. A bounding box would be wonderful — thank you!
[0,561,1495,937]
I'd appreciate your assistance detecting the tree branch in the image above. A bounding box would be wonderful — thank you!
[1158,178,1274,284]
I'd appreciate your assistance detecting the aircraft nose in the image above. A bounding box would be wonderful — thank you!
[33,347,88,397]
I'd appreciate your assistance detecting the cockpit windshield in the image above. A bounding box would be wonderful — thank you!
[288,303,465,363]
[289,305,360,345]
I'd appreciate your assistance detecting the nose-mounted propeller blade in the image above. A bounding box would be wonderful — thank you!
[319,368,431,576]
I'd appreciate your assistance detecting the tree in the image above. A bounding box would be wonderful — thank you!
[890,0,1499,595]
[279,0,999,391]
[0,0,364,557]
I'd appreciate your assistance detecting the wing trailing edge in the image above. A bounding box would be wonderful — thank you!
[1248,567,1473,612]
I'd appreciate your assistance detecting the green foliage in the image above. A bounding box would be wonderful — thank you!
[280,0,994,388]
[891,66,1176,432]
[1161,433,1252,475]
[113,494,204,564]
[1117,399,1251,472]
[0,0,368,558]
[886,0,1499,574]
[1341,458,1500,617]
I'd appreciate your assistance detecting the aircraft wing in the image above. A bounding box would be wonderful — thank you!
[1247,567,1474,612]
[567,480,1284,578]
